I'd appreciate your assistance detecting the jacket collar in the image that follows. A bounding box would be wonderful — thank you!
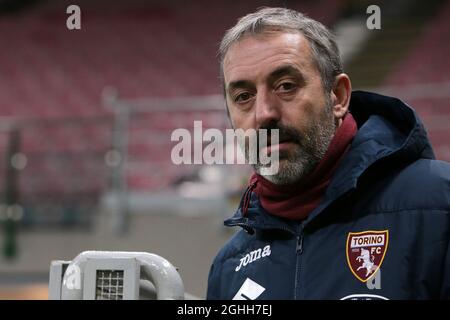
[225,91,435,232]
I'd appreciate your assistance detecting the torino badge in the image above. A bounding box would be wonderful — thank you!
[346,230,389,282]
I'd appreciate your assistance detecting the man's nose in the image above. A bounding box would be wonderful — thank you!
[254,90,281,128]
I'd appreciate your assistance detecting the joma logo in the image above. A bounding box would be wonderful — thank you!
[235,245,271,272]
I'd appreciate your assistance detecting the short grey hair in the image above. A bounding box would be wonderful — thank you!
[219,7,343,94]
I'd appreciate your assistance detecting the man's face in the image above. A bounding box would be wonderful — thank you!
[223,31,337,185]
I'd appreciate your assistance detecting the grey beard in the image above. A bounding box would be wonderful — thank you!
[254,102,337,185]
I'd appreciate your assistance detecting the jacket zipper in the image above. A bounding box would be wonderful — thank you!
[296,231,304,254]
[294,223,304,299]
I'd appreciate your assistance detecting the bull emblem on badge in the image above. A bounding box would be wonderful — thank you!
[346,230,388,282]
[356,248,377,277]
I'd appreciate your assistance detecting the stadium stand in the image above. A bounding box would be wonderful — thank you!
[383,0,450,161]
[0,0,343,226]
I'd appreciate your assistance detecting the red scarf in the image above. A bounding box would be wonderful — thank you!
[243,113,358,220]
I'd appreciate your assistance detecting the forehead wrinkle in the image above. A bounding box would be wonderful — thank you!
[223,33,316,87]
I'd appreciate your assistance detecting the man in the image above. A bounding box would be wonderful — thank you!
[207,7,450,300]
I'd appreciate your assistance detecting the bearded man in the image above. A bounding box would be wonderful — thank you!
[207,7,450,300]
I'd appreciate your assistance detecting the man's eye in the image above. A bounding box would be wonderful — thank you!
[235,92,253,103]
[276,82,297,92]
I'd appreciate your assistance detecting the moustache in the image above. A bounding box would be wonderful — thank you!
[256,123,301,147]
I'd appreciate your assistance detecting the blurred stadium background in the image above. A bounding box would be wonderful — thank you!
[0,0,449,299]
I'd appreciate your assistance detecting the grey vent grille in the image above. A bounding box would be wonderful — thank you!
[95,270,124,300]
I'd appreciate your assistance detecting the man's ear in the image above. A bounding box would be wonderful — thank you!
[331,73,352,120]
